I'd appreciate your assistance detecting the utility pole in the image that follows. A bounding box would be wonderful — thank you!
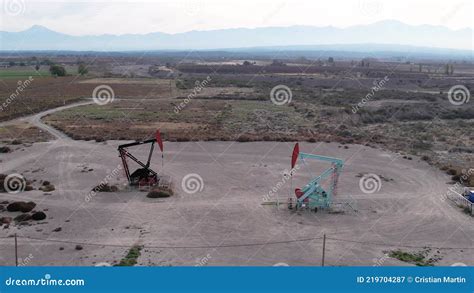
[321,234,326,267]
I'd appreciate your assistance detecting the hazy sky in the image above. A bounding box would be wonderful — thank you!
[1,0,472,35]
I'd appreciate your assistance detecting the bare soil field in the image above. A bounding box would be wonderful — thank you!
[0,123,52,143]
[0,76,176,121]
[0,139,471,266]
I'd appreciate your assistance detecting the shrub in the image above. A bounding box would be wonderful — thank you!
[0,146,11,153]
[91,184,118,192]
[49,65,66,76]
[237,135,253,142]
[147,190,172,198]
[446,168,458,176]
[388,250,435,266]
[115,246,142,266]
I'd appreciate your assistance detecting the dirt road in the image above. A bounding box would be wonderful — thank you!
[0,101,94,139]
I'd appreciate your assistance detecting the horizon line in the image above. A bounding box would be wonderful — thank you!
[2,19,473,37]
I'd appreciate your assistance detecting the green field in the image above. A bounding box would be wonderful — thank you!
[0,69,50,79]
[0,64,81,79]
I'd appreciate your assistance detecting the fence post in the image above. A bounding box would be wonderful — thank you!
[322,234,326,267]
[14,233,18,267]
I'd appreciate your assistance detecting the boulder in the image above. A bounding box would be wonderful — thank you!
[39,184,55,192]
[31,211,47,221]
[7,201,36,213]
[0,217,12,224]
[14,213,32,222]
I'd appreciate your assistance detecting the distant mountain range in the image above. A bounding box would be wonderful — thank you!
[0,20,472,55]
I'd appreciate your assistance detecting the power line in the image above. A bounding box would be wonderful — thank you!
[326,237,474,250]
[0,235,324,249]
[1,234,474,250]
